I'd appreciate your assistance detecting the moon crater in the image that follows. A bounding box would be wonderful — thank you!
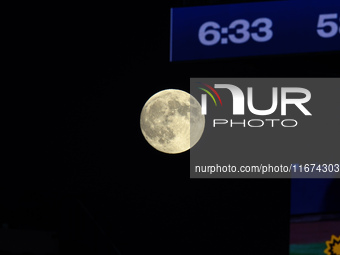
[140,89,205,154]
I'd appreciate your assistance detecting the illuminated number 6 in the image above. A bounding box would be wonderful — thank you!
[198,21,221,46]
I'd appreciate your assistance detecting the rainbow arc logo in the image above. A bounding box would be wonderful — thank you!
[197,82,222,115]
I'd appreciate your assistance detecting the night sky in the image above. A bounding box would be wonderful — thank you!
[3,1,339,255]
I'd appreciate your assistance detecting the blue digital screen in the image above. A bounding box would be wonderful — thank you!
[170,0,340,61]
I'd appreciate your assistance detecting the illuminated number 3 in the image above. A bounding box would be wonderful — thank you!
[251,18,273,42]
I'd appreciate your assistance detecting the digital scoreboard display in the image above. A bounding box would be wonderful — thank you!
[170,0,340,61]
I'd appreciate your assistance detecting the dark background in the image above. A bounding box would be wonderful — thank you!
[2,1,339,254]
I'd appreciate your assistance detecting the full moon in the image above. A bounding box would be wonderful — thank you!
[140,89,205,154]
